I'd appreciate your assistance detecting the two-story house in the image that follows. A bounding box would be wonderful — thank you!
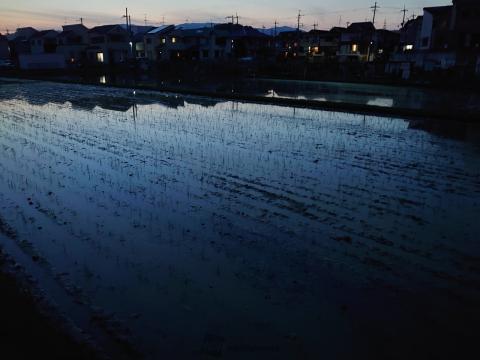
[450,0,480,75]
[86,25,131,65]
[57,24,90,66]
[338,22,376,62]
[30,30,58,54]
[8,27,38,61]
[144,25,176,61]
[18,29,65,70]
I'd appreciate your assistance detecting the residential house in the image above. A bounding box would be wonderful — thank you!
[276,30,306,59]
[0,34,9,59]
[399,17,424,52]
[18,29,65,70]
[373,29,400,61]
[386,0,480,78]
[30,30,58,54]
[57,24,90,66]
[158,26,213,61]
[213,23,269,60]
[144,25,175,61]
[385,17,424,79]
[337,22,376,62]
[86,25,131,65]
[303,29,341,62]
[7,27,38,61]
[132,27,154,58]
[450,0,480,75]
[154,23,268,62]
[123,24,155,59]
[419,5,457,70]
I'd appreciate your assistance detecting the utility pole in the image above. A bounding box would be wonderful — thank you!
[297,10,303,31]
[371,2,379,26]
[401,5,408,28]
[123,8,130,32]
[226,15,235,24]
[77,17,84,25]
[383,18,387,30]
[235,13,239,25]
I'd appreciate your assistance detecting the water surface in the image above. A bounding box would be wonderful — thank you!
[0,78,479,359]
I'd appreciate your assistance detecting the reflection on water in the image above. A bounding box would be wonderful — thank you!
[19,72,480,112]
[366,97,394,107]
[0,79,479,359]
[70,74,480,111]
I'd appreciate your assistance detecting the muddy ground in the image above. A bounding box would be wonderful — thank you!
[0,249,100,360]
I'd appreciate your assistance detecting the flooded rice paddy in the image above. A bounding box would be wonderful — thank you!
[0,78,480,359]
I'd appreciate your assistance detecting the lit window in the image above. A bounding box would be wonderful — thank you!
[172,37,176,43]
[352,44,358,52]
[162,38,166,44]
[96,52,104,63]
[404,44,413,51]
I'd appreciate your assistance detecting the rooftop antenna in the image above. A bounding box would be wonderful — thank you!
[77,17,84,25]
[274,19,278,37]
[235,13,239,25]
[312,22,318,31]
[144,14,148,26]
[226,15,235,24]
[371,1,380,26]
[383,18,387,30]
[401,5,408,27]
[339,15,342,27]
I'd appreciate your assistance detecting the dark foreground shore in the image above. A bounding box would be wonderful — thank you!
[0,249,99,360]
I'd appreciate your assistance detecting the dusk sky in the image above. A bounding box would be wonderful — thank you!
[1,0,450,32]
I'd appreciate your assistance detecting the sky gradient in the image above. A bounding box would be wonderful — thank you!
[1,0,450,33]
